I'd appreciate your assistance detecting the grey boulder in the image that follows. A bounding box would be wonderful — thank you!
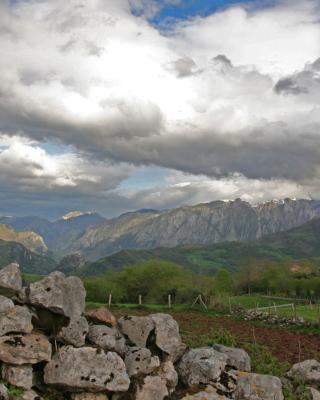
[0,384,8,400]
[29,271,85,318]
[71,395,109,400]
[287,360,320,386]
[1,364,33,389]
[124,347,160,377]
[0,296,14,313]
[118,316,154,348]
[0,264,22,298]
[178,347,228,387]
[87,325,126,356]
[150,313,184,361]
[57,316,89,347]
[181,385,227,399]
[21,390,43,400]
[0,332,52,365]
[158,361,178,394]
[235,372,283,400]
[213,344,251,372]
[0,306,33,336]
[309,387,320,400]
[44,346,130,392]
[135,376,168,400]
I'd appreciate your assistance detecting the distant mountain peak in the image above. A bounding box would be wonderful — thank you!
[61,211,93,220]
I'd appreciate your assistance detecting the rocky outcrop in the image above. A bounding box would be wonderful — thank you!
[69,199,320,261]
[0,224,48,255]
[0,262,316,400]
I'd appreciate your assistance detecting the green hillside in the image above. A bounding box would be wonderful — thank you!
[79,217,320,276]
[0,239,56,274]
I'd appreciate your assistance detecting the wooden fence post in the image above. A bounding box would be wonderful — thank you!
[168,294,171,309]
[139,295,142,305]
[108,293,112,308]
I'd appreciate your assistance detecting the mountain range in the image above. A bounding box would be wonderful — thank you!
[67,198,320,261]
[77,216,320,276]
[1,198,320,276]
[0,212,105,256]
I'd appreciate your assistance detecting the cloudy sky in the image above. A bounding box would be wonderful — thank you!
[0,0,320,219]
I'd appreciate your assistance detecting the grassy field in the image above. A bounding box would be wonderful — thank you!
[87,294,320,322]
[228,295,299,309]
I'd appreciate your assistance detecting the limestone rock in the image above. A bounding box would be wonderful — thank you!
[71,395,109,400]
[44,346,130,392]
[150,314,184,361]
[1,364,33,389]
[181,385,227,399]
[287,359,320,386]
[235,372,283,400]
[0,264,22,297]
[85,308,116,327]
[57,316,89,347]
[118,316,154,348]
[309,387,320,400]
[87,325,126,356]
[0,332,52,365]
[213,344,251,372]
[0,296,14,313]
[0,384,8,400]
[158,361,178,394]
[125,347,160,377]
[21,390,43,400]
[178,347,228,387]
[135,376,168,400]
[29,272,85,318]
[0,306,33,336]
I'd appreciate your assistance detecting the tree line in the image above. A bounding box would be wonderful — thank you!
[83,257,320,304]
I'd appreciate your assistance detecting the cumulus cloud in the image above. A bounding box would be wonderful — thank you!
[0,0,319,216]
[274,57,320,95]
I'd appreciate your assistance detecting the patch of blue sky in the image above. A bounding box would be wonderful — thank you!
[39,142,75,155]
[119,166,171,190]
[133,0,279,27]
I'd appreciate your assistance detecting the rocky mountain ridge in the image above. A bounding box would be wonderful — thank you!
[0,212,106,256]
[76,215,320,276]
[0,262,317,399]
[69,198,320,261]
[0,224,48,254]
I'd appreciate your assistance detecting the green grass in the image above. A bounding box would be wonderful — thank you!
[276,304,320,322]
[227,295,298,309]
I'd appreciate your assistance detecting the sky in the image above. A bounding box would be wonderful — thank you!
[0,0,320,219]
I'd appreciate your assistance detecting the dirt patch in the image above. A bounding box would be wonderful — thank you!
[113,308,320,365]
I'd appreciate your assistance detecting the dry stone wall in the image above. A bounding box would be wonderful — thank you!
[0,263,317,399]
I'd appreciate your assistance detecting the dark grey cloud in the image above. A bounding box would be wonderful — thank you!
[274,58,320,95]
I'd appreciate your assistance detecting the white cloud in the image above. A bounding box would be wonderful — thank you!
[0,0,319,216]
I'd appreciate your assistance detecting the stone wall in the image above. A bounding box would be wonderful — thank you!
[0,263,318,400]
